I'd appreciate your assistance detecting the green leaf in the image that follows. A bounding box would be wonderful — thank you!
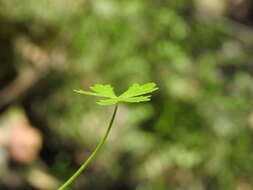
[74,83,158,106]
[74,84,116,98]
[119,83,158,98]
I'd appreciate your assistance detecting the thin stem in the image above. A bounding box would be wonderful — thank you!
[57,104,119,190]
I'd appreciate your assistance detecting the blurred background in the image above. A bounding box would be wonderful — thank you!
[0,0,253,189]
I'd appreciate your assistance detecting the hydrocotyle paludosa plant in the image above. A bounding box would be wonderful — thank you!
[57,83,158,190]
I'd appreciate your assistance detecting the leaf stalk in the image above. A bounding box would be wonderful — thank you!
[57,104,119,190]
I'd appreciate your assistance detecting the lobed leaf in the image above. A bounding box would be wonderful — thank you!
[75,83,158,106]
[119,83,158,98]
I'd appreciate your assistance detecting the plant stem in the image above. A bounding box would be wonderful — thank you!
[57,104,119,190]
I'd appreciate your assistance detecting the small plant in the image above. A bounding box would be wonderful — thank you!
[57,83,158,190]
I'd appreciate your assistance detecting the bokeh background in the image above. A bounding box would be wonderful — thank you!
[0,0,253,189]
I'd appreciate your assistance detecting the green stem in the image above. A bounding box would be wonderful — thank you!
[57,104,119,190]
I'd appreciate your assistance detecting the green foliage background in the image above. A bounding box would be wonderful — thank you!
[0,0,253,189]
